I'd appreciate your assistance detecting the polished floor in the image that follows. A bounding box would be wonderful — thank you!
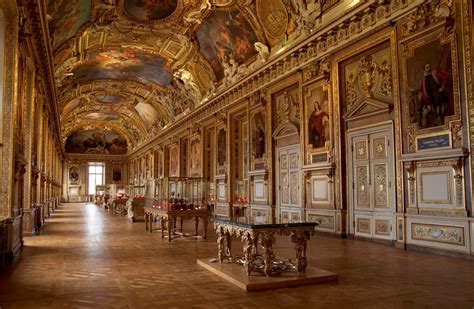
[0,203,473,308]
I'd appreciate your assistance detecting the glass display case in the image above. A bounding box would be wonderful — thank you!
[233,180,249,217]
[94,185,107,206]
[150,177,210,210]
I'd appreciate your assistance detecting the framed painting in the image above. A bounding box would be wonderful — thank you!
[250,109,266,169]
[189,135,202,177]
[168,144,180,177]
[304,78,332,165]
[69,166,79,184]
[155,148,164,178]
[400,27,461,151]
[216,127,226,170]
[112,166,122,183]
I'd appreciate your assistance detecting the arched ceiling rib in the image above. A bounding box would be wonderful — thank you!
[46,0,315,154]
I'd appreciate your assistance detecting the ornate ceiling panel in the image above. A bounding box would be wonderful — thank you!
[123,0,179,21]
[47,0,92,51]
[44,0,337,155]
[65,129,128,154]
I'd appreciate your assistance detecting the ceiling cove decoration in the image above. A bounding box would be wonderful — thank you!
[123,0,179,21]
[44,0,341,155]
[47,0,92,51]
[196,9,259,80]
[65,129,128,155]
[71,48,173,87]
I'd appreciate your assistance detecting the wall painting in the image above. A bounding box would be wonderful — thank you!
[189,135,201,176]
[69,166,79,184]
[217,128,226,168]
[405,38,455,130]
[169,144,179,177]
[251,110,266,163]
[113,166,122,182]
[304,79,332,162]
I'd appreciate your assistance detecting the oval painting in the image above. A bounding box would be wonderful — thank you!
[123,0,178,21]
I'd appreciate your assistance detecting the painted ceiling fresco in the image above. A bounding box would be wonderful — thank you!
[124,0,178,21]
[47,0,91,51]
[95,94,124,103]
[83,113,120,121]
[48,0,339,155]
[135,102,160,126]
[62,98,81,115]
[65,130,128,155]
[72,48,173,86]
[196,10,259,80]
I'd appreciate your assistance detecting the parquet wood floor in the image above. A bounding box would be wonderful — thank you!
[1,203,473,308]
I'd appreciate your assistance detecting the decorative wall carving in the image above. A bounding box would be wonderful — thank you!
[411,223,464,246]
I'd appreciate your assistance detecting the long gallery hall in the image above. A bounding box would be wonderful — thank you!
[1,0,474,307]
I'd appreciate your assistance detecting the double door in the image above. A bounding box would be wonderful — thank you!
[277,146,301,223]
[349,125,395,240]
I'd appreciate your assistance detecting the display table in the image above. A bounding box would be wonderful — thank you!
[112,198,128,215]
[127,197,145,222]
[197,216,338,291]
[143,207,209,242]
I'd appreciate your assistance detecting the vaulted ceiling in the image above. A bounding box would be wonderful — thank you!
[47,0,326,155]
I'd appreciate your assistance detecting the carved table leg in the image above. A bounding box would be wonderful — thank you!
[203,217,208,240]
[168,216,174,242]
[291,230,309,273]
[180,217,183,233]
[160,216,166,239]
[259,232,275,277]
[145,213,148,231]
[194,216,199,236]
[241,232,255,275]
[216,226,226,263]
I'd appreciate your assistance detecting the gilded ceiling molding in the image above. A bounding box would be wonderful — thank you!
[128,0,416,159]
[22,0,62,149]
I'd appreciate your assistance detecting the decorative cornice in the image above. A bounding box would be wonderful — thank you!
[24,0,62,155]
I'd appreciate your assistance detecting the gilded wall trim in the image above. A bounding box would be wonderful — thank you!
[0,0,18,218]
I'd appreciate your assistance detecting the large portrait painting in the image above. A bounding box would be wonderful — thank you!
[189,136,201,176]
[251,110,266,161]
[69,166,79,184]
[124,0,178,21]
[48,0,91,51]
[405,38,456,130]
[113,166,122,182]
[65,129,128,155]
[169,144,179,177]
[196,9,258,80]
[304,80,331,153]
[72,48,172,87]
[217,128,226,167]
